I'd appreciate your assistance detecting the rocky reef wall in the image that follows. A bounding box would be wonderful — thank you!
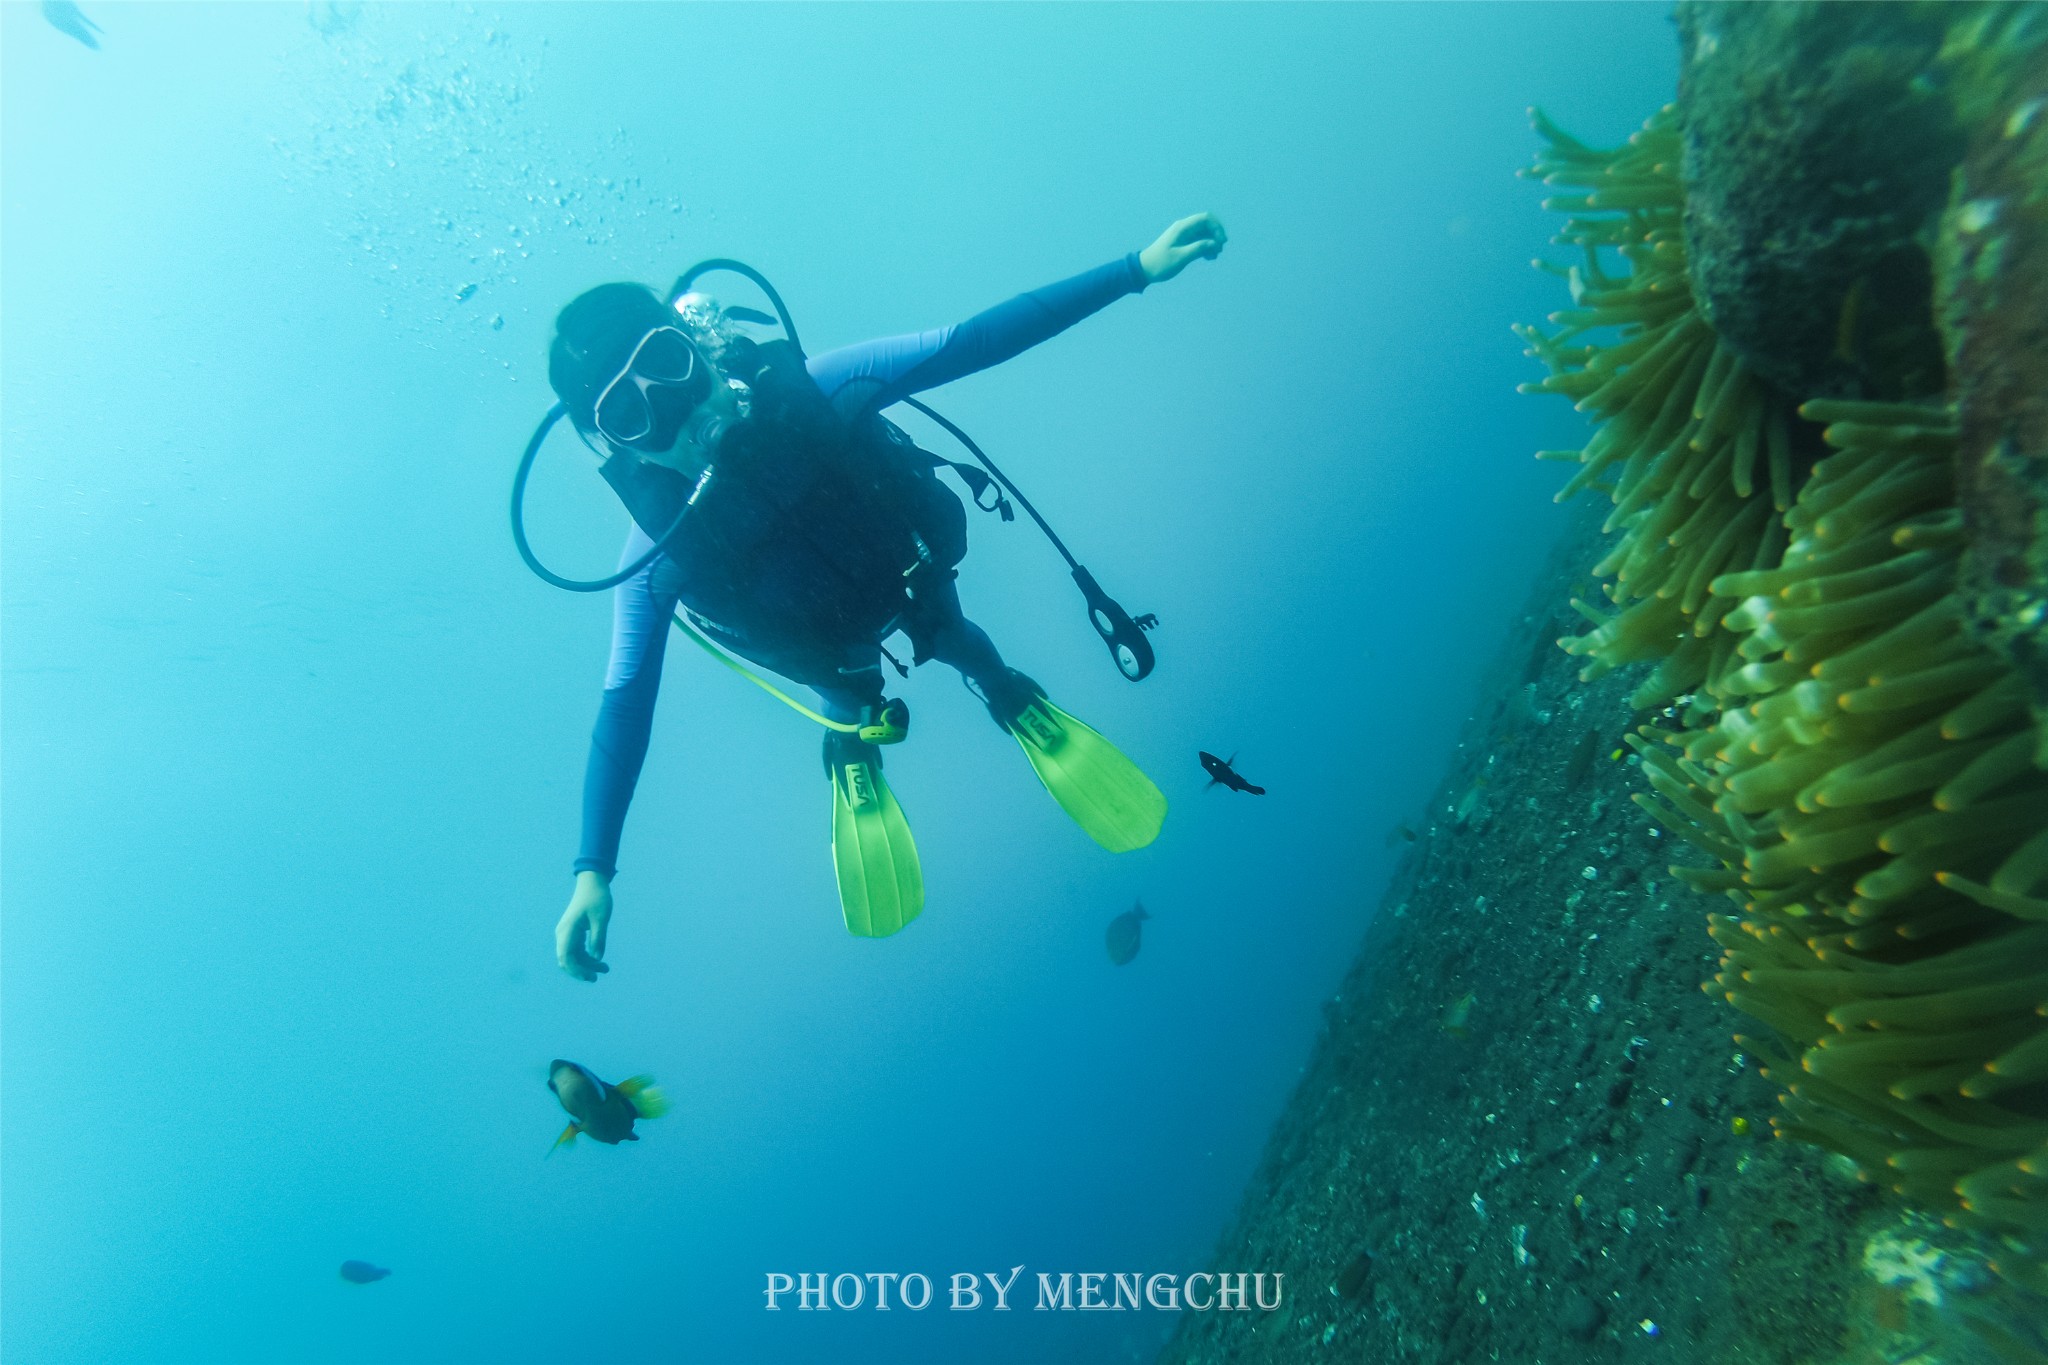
[1166,513,1882,1365]
[1167,6,2047,1362]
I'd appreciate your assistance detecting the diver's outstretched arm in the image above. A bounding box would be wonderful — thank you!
[804,214,1225,410]
[560,528,681,980]
[803,257,1141,408]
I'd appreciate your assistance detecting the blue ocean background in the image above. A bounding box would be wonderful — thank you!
[2,5,1676,1362]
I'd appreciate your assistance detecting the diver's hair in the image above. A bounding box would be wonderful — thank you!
[548,282,743,434]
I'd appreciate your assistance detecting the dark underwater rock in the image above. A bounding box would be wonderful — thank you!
[1563,728,1601,789]
[1334,1248,1373,1300]
[1560,1292,1606,1341]
[1163,513,1869,1365]
[1680,0,2048,760]
[1676,1,1958,402]
[1937,9,2048,734]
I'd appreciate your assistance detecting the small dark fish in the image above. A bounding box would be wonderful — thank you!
[1384,821,1417,848]
[547,1060,667,1152]
[1105,902,1150,966]
[338,1260,389,1285]
[723,305,778,327]
[1199,751,1265,795]
[43,1,101,48]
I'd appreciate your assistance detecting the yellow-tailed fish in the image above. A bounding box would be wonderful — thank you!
[547,1060,668,1153]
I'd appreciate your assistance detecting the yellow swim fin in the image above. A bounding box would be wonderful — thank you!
[826,733,924,937]
[616,1076,670,1120]
[548,1122,581,1156]
[999,677,1165,853]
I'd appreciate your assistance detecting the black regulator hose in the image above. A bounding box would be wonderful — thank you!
[511,403,685,593]
[902,396,1157,683]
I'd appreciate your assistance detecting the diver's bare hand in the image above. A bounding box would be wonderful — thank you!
[1139,213,1226,284]
[556,871,613,982]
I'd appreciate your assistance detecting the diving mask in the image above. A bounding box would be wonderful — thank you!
[591,325,712,451]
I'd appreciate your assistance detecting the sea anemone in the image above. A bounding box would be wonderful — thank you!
[1517,105,1799,712]
[1638,405,2048,1280]
[1522,107,2048,1290]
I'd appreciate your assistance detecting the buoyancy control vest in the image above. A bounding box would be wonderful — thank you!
[598,338,967,655]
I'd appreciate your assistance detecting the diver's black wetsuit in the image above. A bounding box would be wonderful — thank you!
[575,255,1149,877]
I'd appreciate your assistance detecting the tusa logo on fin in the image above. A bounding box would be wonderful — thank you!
[1017,707,1063,751]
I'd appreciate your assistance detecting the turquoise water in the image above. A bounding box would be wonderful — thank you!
[1,5,1674,1362]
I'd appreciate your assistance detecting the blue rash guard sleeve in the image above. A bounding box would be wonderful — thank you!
[574,526,680,878]
[805,253,1148,406]
[572,254,1147,875]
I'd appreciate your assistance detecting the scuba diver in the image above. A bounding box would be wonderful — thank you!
[540,213,1226,977]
